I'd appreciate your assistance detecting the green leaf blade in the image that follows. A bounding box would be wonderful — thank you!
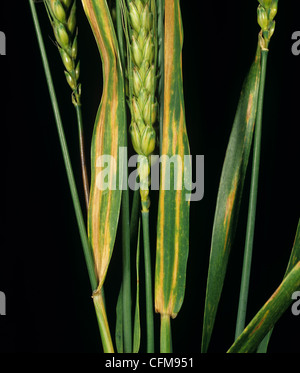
[201,44,262,353]
[82,0,126,293]
[257,218,300,352]
[227,261,300,353]
[155,0,191,320]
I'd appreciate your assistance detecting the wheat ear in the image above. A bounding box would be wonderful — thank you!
[126,0,158,213]
[44,0,89,210]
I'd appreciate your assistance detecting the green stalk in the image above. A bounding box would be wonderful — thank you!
[142,211,155,353]
[116,0,133,353]
[29,0,113,352]
[235,0,279,344]
[133,218,142,353]
[130,188,141,244]
[235,49,269,340]
[93,290,115,353]
[75,104,89,212]
[121,186,132,353]
[160,314,172,353]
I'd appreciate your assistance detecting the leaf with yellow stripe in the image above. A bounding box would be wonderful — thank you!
[257,218,300,352]
[201,43,262,353]
[155,0,191,349]
[227,260,300,353]
[81,0,126,293]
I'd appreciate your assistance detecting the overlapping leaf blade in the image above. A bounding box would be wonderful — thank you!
[227,260,300,353]
[257,218,300,352]
[81,0,126,292]
[201,44,262,353]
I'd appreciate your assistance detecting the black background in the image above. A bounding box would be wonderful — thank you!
[0,1,299,353]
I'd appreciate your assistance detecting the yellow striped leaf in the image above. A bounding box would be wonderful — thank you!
[155,0,191,319]
[81,0,126,292]
[257,218,300,352]
[201,44,262,353]
[227,261,300,353]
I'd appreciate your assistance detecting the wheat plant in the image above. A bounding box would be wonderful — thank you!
[28,0,299,353]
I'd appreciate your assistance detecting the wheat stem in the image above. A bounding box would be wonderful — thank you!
[130,188,141,243]
[93,290,115,353]
[116,0,133,353]
[235,0,277,338]
[235,50,269,339]
[235,0,278,339]
[160,314,172,353]
[142,211,155,353]
[75,104,89,211]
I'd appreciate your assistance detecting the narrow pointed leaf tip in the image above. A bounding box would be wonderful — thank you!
[285,219,300,276]
[201,44,262,353]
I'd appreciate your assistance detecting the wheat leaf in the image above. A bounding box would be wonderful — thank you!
[227,261,300,353]
[201,43,262,353]
[81,0,126,293]
[155,0,191,321]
